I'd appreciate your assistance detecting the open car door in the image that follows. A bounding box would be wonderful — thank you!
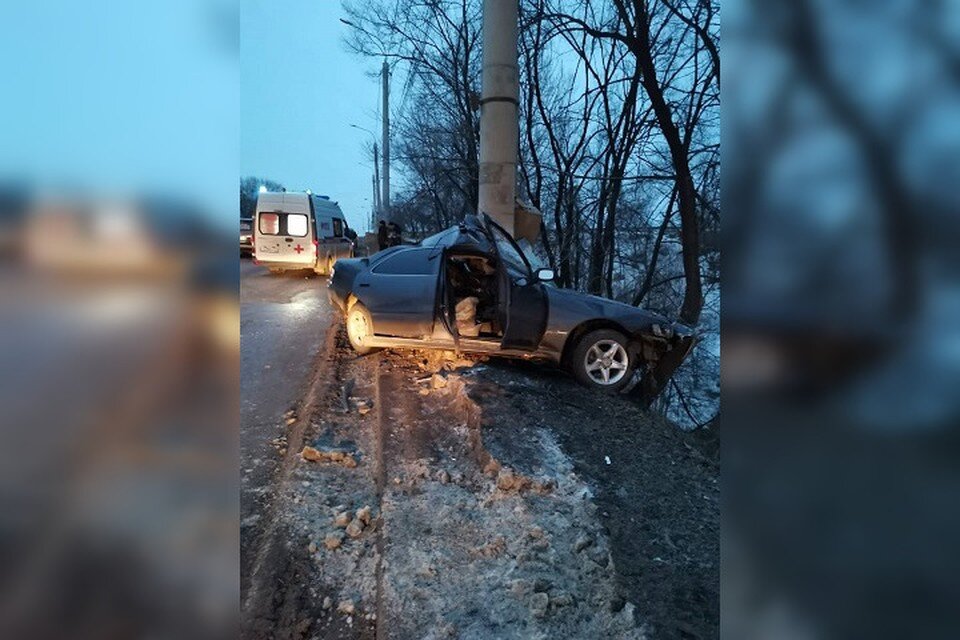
[482,215,548,351]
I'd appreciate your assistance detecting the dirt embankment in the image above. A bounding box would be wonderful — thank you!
[242,333,718,640]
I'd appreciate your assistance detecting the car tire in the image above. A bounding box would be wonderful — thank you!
[570,329,633,392]
[346,303,377,356]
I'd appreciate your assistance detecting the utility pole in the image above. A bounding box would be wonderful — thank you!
[372,142,381,217]
[478,0,519,237]
[371,175,377,231]
[381,60,391,220]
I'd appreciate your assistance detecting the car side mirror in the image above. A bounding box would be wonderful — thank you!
[535,268,555,282]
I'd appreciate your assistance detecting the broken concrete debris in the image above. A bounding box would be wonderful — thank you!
[430,373,448,389]
[324,531,344,550]
[356,505,372,526]
[471,535,507,558]
[574,534,594,553]
[529,592,549,618]
[337,599,355,615]
[532,578,552,593]
[334,511,351,528]
[495,467,554,494]
[301,446,358,468]
[355,399,372,415]
[345,518,364,539]
[550,592,574,608]
[322,596,332,610]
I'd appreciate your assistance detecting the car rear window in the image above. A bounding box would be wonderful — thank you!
[258,212,308,237]
[259,213,280,235]
[286,214,308,237]
[372,249,436,275]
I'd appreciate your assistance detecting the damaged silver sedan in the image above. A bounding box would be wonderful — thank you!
[329,214,695,394]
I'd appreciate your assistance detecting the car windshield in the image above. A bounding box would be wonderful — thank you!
[486,218,530,276]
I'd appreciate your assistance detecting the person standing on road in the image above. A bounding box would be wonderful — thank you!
[387,220,403,247]
[377,220,389,251]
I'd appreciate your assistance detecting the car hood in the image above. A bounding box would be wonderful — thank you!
[545,286,678,330]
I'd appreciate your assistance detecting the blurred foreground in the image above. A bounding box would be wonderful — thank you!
[724,1,960,638]
[0,191,238,639]
[0,2,239,637]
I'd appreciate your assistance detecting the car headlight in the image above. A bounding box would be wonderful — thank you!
[651,323,674,339]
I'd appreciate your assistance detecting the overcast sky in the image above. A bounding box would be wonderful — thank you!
[241,0,382,233]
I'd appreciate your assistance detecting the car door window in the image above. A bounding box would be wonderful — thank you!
[372,249,437,275]
[332,219,344,238]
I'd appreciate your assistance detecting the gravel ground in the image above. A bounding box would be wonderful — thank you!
[242,330,718,640]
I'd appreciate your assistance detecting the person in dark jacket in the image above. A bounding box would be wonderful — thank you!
[376,220,388,251]
[387,221,403,247]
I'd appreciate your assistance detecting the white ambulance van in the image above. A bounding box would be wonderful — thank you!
[253,191,353,275]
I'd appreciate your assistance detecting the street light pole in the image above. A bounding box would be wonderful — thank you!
[381,59,391,221]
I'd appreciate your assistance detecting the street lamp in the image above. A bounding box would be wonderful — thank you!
[350,123,376,138]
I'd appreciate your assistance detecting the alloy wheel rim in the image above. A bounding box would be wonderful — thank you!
[584,340,629,385]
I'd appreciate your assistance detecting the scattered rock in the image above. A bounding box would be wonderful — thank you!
[334,511,351,528]
[550,592,574,608]
[532,578,552,593]
[301,446,358,468]
[574,534,594,553]
[418,388,430,396]
[356,505,372,525]
[414,564,437,579]
[337,599,355,615]
[436,469,450,485]
[529,592,549,618]
[588,547,609,567]
[496,467,538,492]
[324,531,344,550]
[471,535,507,558]
[322,596,332,610]
[355,399,372,415]
[346,518,364,538]
[307,541,317,554]
[430,373,448,389]
[610,596,626,613]
[528,526,545,540]
[285,416,297,426]
[509,579,531,597]
[531,538,550,551]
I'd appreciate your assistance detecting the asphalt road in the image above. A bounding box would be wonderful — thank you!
[240,259,336,597]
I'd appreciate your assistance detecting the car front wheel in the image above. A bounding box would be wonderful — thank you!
[571,329,633,392]
[346,303,377,355]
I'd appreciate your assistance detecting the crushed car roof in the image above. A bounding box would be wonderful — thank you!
[419,215,494,253]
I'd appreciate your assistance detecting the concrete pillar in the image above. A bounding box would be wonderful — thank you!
[478,0,519,237]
